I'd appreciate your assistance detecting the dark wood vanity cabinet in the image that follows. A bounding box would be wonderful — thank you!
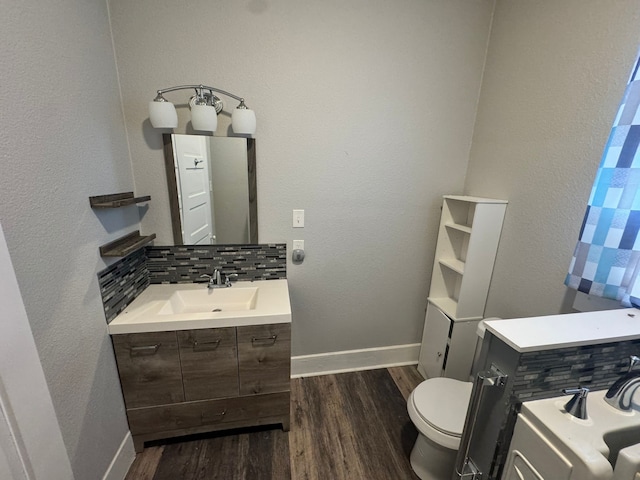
[112,323,291,452]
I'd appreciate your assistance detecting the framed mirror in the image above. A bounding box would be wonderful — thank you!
[163,134,257,245]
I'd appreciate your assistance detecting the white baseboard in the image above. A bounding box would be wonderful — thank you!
[102,431,135,480]
[291,343,420,378]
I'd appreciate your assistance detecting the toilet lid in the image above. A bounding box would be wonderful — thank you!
[412,377,473,437]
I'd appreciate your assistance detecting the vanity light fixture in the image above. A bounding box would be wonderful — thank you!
[148,84,256,134]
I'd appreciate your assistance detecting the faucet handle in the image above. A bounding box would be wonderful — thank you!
[562,387,589,419]
[628,355,640,373]
[224,273,238,286]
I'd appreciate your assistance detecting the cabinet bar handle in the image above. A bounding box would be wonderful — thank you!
[251,335,278,344]
[130,344,160,356]
[193,339,221,351]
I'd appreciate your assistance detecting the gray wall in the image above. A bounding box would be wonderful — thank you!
[109,0,496,356]
[1,0,135,477]
[464,0,640,319]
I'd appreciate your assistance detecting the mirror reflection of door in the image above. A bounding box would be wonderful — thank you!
[166,134,255,245]
[173,135,215,244]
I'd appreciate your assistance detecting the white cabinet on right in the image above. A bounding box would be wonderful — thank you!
[418,195,507,380]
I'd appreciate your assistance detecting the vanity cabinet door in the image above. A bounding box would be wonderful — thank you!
[177,328,239,401]
[112,331,184,408]
[237,324,291,395]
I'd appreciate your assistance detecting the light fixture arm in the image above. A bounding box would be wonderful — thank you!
[154,84,245,103]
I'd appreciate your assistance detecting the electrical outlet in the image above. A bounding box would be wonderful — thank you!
[293,240,304,251]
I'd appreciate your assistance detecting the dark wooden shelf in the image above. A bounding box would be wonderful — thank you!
[99,231,156,257]
[90,192,151,209]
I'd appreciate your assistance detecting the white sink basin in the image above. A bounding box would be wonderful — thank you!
[508,390,640,480]
[107,280,291,334]
[157,287,258,315]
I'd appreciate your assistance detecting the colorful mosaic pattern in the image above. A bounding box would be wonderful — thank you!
[566,53,640,306]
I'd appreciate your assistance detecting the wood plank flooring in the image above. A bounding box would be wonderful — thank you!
[124,365,424,480]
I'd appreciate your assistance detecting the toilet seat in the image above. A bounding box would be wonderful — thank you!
[408,377,473,450]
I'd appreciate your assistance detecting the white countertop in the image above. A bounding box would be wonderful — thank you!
[108,279,291,335]
[484,308,640,353]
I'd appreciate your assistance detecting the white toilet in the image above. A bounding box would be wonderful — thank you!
[407,320,494,480]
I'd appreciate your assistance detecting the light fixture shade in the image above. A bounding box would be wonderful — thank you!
[232,108,257,134]
[191,104,218,132]
[149,101,178,128]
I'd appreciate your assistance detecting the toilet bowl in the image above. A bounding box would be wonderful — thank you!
[407,319,498,480]
[407,378,472,480]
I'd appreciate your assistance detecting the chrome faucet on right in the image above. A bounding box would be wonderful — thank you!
[604,355,640,411]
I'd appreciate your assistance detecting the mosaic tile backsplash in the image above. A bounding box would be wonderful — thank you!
[97,249,149,323]
[146,244,287,284]
[514,338,640,401]
[97,244,287,323]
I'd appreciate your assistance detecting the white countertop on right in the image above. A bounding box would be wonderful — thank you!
[483,308,640,353]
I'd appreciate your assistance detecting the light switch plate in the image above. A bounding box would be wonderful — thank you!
[293,209,304,228]
[293,240,304,251]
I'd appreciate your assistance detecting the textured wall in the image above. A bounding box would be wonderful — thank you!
[464,0,640,319]
[0,0,135,477]
[109,0,495,356]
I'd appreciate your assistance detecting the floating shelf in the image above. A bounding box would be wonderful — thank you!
[90,192,151,209]
[99,231,156,257]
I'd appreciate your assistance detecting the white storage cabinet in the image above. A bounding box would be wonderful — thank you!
[418,195,507,380]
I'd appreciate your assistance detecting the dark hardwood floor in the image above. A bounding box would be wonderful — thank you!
[125,365,424,480]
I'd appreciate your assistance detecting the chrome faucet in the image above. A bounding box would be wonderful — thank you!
[200,269,237,289]
[200,268,222,289]
[604,355,640,411]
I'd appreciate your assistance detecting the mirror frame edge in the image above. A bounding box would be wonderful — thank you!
[247,138,258,244]
[162,133,258,246]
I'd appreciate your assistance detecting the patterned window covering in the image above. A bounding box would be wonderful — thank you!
[566,51,640,307]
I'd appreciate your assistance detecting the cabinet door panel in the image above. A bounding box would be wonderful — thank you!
[238,324,291,395]
[112,332,184,408]
[177,328,239,401]
[418,304,451,379]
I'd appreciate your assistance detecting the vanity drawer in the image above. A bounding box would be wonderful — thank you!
[238,324,291,395]
[177,328,239,401]
[112,331,184,408]
[126,392,290,435]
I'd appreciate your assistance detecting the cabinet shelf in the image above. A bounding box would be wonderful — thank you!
[445,222,472,234]
[99,231,156,257]
[429,297,458,319]
[439,258,465,275]
[90,192,151,209]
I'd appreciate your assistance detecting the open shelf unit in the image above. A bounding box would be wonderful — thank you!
[418,195,507,380]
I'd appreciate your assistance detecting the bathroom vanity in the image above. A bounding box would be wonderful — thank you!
[107,280,292,452]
